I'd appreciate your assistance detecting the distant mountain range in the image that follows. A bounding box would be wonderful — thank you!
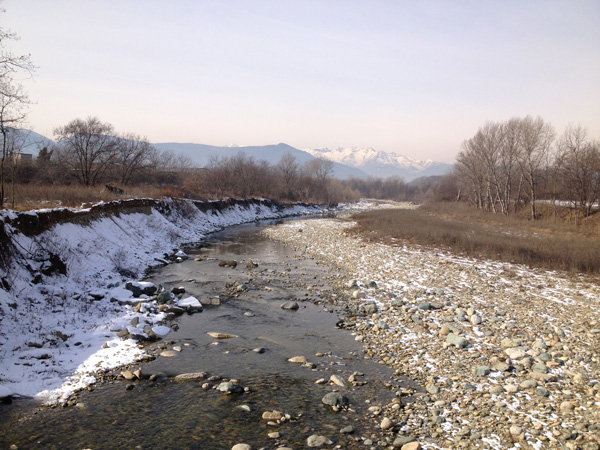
[154,142,452,181]
[152,142,369,179]
[5,129,54,153]
[304,147,452,180]
[13,129,452,181]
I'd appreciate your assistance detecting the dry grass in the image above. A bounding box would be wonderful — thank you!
[5,184,198,210]
[350,202,600,275]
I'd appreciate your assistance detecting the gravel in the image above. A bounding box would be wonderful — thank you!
[264,213,600,449]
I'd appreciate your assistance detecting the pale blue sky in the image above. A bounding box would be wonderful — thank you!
[4,0,600,162]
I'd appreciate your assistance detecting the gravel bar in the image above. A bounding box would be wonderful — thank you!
[263,214,600,450]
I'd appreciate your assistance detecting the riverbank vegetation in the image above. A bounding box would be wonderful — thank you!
[350,202,600,275]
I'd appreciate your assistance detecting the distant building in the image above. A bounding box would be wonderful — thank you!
[13,153,33,162]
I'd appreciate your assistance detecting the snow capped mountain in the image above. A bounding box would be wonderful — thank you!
[304,147,452,181]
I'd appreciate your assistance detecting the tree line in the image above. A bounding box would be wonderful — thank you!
[6,115,415,205]
[454,116,599,219]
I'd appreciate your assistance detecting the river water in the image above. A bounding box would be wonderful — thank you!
[0,219,413,450]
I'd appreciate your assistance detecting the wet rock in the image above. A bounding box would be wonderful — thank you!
[218,260,237,268]
[177,296,203,313]
[171,286,185,295]
[329,374,345,387]
[340,425,354,434]
[281,301,299,310]
[207,332,238,339]
[321,392,349,409]
[306,435,333,447]
[159,350,178,357]
[217,382,243,394]
[262,410,282,421]
[288,356,307,364]
[156,290,172,304]
[174,372,208,382]
[120,370,135,380]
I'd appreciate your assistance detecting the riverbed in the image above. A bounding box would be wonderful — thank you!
[0,219,416,450]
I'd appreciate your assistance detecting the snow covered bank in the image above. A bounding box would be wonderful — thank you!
[0,198,325,403]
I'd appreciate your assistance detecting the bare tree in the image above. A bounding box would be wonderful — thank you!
[114,133,157,185]
[455,139,487,210]
[303,157,333,202]
[54,117,118,186]
[517,116,555,220]
[276,152,300,199]
[0,10,35,207]
[556,125,600,217]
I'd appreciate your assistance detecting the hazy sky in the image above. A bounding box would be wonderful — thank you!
[4,0,600,162]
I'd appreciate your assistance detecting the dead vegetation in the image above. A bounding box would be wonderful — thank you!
[350,202,600,275]
[5,184,192,210]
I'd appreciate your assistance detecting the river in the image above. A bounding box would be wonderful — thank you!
[0,218,414,450]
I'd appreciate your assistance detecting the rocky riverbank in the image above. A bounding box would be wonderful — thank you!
[0,198,327,402]
[263,215,600,450]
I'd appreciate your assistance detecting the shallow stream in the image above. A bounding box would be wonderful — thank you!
[0,219,412,450]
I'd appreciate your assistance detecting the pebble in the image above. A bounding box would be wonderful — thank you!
[262,411,282,421]
[509,425,522,436]
[231,445,251,450]
[400,443,421,450]
[207,332,238,339]
[380,417,393,430]
[446,333,468,348]
[174,372,207,382]
[329,374,345,387]
[288,356,307,364]
[474,366,491,376]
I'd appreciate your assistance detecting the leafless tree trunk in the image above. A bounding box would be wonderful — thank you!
[556,125,600,217]
[516,116,555,220]
[114,133,156,185]
[54,117,118,186]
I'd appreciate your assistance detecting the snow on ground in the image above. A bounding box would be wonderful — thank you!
[0,198,325,403]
